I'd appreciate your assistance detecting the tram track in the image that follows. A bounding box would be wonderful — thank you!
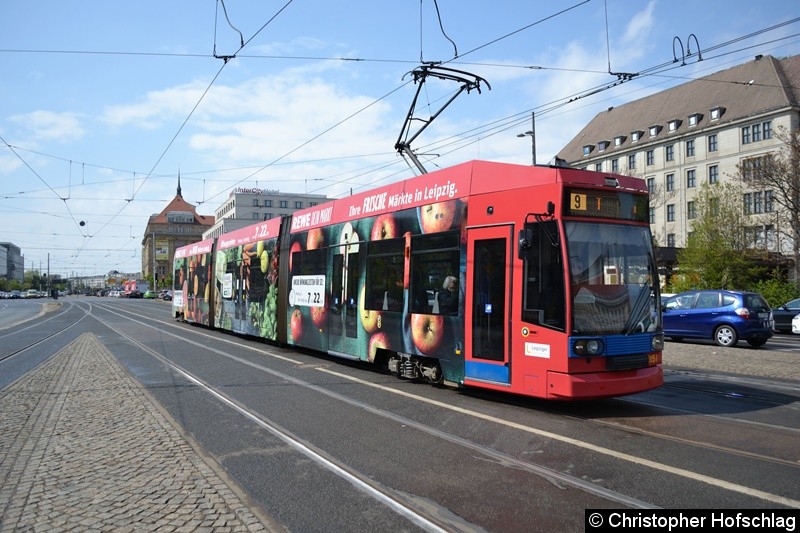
[78,302,657,531]
[86,301,800,509]
[0,301,89,363]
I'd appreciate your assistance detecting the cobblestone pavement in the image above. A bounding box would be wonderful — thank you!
[0,332,277,532]
[662,339,800,381]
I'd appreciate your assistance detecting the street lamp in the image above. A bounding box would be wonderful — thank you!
[516,111,537,165]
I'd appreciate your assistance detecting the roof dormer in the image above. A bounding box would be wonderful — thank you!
[648,124,662,137]
[631,130,644,142]
[688,113,703,127]
[668,119,682,132]
[614,135,626,147]
[597,140,610,152]
[710,106,725,120]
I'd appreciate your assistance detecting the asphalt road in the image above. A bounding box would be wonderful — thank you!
[2,297,799,531]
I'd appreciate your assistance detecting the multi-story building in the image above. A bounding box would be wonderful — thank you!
[559,54,800,261]
[203,187,329,239]
[0,242,24,282]
[142,177,215,288]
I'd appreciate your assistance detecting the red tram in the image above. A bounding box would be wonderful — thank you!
[173,160,663,400]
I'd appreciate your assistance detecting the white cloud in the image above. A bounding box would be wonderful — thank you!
[622,1,657,46]
[9,111,85,142]
[101,83,206,129]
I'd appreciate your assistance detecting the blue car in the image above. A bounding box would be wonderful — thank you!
[662,290,773,347]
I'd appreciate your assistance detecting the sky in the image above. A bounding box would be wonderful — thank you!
[2,0,800,278]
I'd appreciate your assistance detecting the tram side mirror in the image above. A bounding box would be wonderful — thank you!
[518,228,534,259]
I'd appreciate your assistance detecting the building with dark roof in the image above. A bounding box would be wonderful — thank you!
[142,176,215,288]
[559,54,800,259]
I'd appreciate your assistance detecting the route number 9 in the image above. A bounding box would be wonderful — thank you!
[571,193,587,211]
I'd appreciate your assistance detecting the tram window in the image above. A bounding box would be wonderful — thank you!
[291,246,302,275]
[346,251,360,306]
[410,231,460,315]
[521,221,565,331]
[365,237,405,312]
[298,248,327,276]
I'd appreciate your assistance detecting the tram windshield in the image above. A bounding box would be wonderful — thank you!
[564,222,660,336]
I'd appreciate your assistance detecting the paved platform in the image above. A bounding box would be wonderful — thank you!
[0,332,276,532]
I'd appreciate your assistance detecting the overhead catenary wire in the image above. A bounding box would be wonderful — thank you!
[69,1,297,260]
[3,6,800,273]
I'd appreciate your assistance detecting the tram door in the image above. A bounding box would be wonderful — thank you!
[465,226,512,384]
[329,234,361,356]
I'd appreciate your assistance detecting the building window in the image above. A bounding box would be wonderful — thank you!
[687,201,696,220]
[595,163,602,171]
[688,113,702,126]
[649,125,661,136]
[742,126,751,144]
[742,155,770,181]
[667,233,676,247]
[649,207,655,224]
[686,139,695,157]
[295,201,303,208]
[754,192,763,214]
[667,204,675,222]
[583,145,593,156]
[646,177,655,194]
[309,202,317,207]
[627,154,636,170]
[709,165,718,184]
[665,145,674,162]
[614,136,625,146]
[252,199,259,207]
[710,106,724,120]
[631,130,643,142]
[611,159,619,173]
[686,169,696,188]
[744,191,774,215]
[708,134,717,152]
[252,212,260,219]
[597,140,609,152]
[280,200,288,208]
[709,197,719,216]
[668,119,681,132]
[666,173,675,192]
[265,199,272,207]
[646,150,654,166]
[764,121,772,139]
[752,123,761,142]
[263,213,272,220]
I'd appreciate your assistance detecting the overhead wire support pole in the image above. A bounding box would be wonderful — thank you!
[395,64,490,175]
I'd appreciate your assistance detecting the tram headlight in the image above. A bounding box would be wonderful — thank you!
[652,334,664,351]
[573,339,604,356]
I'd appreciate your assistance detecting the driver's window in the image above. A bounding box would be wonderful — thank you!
[521,221,565,331]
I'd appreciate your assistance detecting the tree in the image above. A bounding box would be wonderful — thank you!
[674,181,764,291]
[737,126,800,284]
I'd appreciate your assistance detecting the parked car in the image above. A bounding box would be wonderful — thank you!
[127,290,143,299]
[661,290,773,347]
[770,297,800,333]
[792,313,800,334]
[160,290,173,301]
[143,290,157,299]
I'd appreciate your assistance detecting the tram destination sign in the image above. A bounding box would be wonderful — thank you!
[564,188,649,222]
